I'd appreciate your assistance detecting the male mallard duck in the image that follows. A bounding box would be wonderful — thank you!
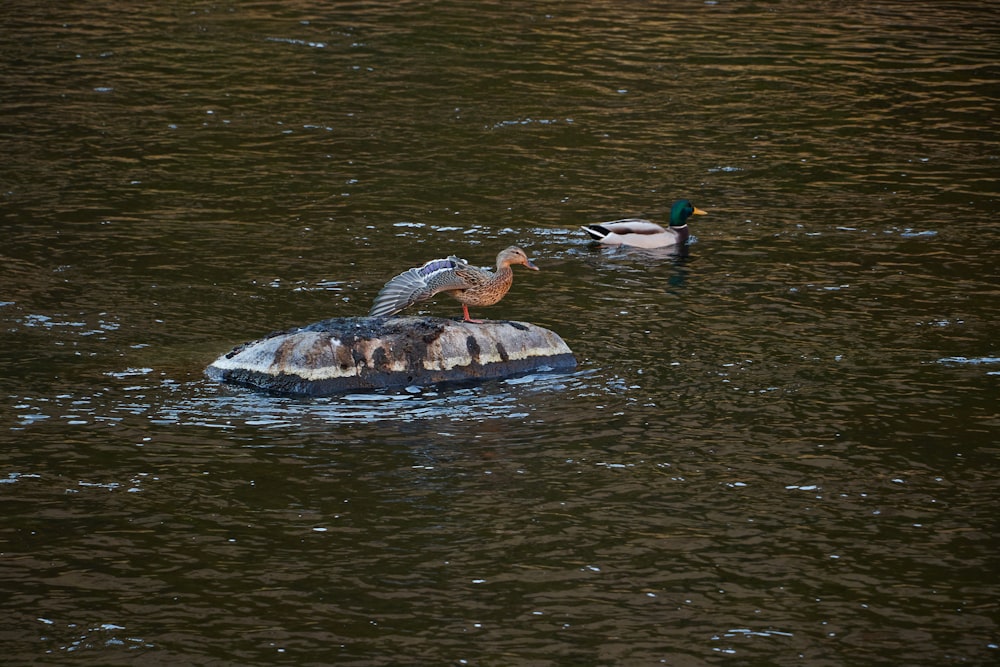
[580,199,707,248]
[369,246,539,323]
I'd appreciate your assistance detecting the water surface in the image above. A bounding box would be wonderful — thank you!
[1,1,998,664]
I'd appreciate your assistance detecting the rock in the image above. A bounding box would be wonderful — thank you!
[206,316,576,396]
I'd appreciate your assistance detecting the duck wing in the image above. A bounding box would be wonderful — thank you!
[369,256,485,317]
[580,218,680,248]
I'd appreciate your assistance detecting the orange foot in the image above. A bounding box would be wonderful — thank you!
[462,305,484,324]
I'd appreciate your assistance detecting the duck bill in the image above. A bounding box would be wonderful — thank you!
[692,207,708,215]
[525,260,539,271]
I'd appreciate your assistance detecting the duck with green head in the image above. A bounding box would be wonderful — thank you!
[580,199,707,249]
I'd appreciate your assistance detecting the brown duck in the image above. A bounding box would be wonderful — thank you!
[369,246,538,323]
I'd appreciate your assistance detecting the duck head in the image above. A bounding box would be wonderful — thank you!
[669,199,708,227]
[497,246,539,271]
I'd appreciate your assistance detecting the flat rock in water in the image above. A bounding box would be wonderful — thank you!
[206,316,576,395]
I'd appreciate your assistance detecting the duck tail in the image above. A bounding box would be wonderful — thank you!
[368,258,460,317]
[580,224,610,241]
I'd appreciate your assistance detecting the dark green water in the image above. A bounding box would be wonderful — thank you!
[2,1,998,664]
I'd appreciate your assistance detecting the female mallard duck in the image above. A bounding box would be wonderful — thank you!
[580,199,707,248]
[369,246,538,323]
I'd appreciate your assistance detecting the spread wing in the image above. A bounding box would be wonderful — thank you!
[369,256,481,317]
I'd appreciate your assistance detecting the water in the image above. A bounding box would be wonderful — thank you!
[2,1,998,664]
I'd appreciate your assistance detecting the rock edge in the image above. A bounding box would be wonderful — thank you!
[206,316,576,395]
